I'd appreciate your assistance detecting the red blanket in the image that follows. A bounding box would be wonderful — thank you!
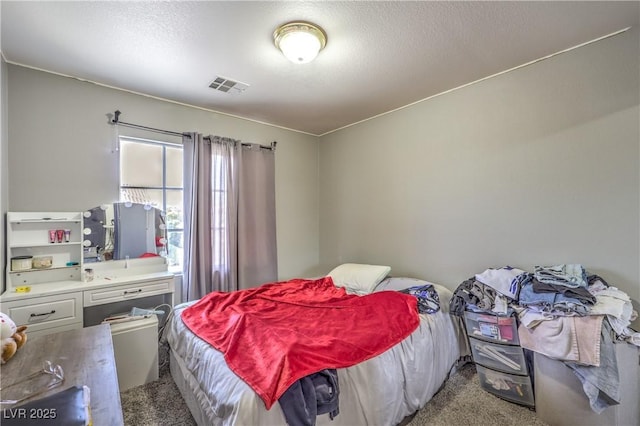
[181,277,420,409]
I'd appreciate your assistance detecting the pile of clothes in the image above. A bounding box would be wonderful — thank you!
[450,264,639,413]
[399,284,441,314]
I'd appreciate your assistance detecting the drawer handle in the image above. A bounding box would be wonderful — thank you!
[123,289,143,295]
[30,310,56,318]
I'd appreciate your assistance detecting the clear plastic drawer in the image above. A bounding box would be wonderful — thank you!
[469,337,528,375]
[477,364,535,407]
[464,311,519,345]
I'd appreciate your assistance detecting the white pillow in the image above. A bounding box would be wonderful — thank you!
[375,276,429,292]
[327,263,391,294]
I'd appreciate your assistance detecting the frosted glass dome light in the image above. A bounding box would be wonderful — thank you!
[274,22,327,64]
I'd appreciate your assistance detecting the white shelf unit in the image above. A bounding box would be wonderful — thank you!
[6,212,84,291]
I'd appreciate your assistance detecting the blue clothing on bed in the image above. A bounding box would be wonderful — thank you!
[400,284,441,314]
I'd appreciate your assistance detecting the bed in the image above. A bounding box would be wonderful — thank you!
[165,264,469,426]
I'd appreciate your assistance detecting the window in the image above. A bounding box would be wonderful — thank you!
[119,137,183,272]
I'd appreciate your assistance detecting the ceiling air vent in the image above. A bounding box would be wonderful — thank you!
[208,76,249,94]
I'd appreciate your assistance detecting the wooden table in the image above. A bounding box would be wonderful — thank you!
[0,324,124,425]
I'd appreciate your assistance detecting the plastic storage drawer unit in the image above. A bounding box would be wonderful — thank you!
[469,338,528,375]
[477,364,534,407]
[464,311,519,344]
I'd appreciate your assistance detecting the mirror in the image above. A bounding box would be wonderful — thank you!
[82,202,167,262]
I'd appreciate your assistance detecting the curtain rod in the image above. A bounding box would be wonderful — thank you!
[111,110,189,138]
[110,110,277,151]
[204,136,277,151]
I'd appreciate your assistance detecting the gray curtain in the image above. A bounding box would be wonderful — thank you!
[237,143,277,290]
[182,133,277,301]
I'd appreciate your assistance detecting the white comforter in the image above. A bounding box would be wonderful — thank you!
[166,282,465,426]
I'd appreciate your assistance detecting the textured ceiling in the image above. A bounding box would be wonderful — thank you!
[1,1,638,136]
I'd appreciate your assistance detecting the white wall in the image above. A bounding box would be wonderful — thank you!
[318,27,640,319]
[5,66,320,281]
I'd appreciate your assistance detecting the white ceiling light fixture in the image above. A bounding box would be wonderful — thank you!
[273,21,327,64]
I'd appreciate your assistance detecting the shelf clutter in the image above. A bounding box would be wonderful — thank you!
[6,212,84,290]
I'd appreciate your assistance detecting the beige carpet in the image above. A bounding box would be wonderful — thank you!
[403,362,548,426]
[120,361,548,425]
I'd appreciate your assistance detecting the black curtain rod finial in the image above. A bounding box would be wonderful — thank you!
[113,110,121,124]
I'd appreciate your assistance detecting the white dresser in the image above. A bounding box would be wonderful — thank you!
[1,259,175,337]
[534,342,639,426]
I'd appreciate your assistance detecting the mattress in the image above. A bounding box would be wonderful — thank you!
[166,281,467,425]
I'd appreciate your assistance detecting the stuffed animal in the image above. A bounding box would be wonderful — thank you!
[1,312,28,364]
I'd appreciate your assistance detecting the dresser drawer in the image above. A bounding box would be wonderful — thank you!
[464,311,519,344]
[2,292,83,334]
[25,322,82,339]
[83,279,173,307]
[470,337,528,375]
[477,364,535,407]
